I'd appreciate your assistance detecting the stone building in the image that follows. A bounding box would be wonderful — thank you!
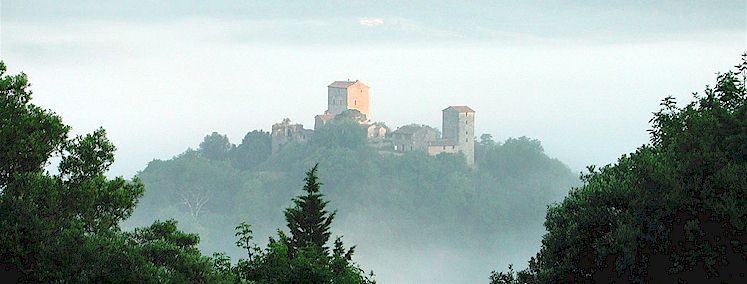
[366,123,388,139]
[266,80,473,166]
[314,80,371,130]
[326,80,370,119]
[427,106,475,165]
[391,124,439,152]
[271,118,313,154]
[314,112,335,130]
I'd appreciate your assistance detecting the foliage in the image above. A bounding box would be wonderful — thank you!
[311,118,368,149]
[494,54,747,283]
[129,114,577,280]
[233,165,375,283]
[0,62,227,282]
[285,164,336,255]
[335,109,368,123]
[0,61,69,187]
[199,132,235,161]
[232,130,271,170]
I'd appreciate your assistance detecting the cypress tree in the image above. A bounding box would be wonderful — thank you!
[284,164,336,254]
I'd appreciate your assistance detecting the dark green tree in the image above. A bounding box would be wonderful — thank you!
[311,118,367,149]
[234,164,375,283]
[285,163,336,254]
[493,54,747,283]
[232,130,271,170]
[0,61,68,187]
[0,61,229,283]
[199,132,234,161]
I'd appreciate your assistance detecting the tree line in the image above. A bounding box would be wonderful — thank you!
[0,61,372,283]
[3,54,744,282]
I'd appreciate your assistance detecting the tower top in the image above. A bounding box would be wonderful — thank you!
[443,105,475,113]
[328,80,368,89]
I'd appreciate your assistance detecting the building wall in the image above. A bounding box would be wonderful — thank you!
[391,127,438,152]
[346,83,370,120]
[327,81,370,119]
[412,128,439,151]
[327,87,348,116]
[391,133,414,152]
[427,144,461,156]
[442,109,475,165]
[271,119,310,154]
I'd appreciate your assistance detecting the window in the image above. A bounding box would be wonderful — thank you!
[354,100,357,105]
[466,138,468,142]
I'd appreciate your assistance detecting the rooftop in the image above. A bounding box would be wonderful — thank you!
[443,105,475,113]
[328,80,358,88]
[392,124,437,135]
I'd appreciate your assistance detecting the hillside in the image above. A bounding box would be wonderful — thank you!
[125,122,579,283]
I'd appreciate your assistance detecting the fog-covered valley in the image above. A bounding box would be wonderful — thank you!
[123,128,577,283]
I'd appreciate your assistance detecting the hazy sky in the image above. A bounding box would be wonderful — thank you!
[2,1,745,178]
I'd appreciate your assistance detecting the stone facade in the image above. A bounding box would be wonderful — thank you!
[314,112,335,130]
[327,80,370,120]
[391,125,439,152]
[271,118,313,154]
[441,106,475,165]
[367,123,388,139]
[426,139,461,155]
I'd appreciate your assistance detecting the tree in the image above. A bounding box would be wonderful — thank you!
[284,163,336,254]
[311,118,367,149]
[0,61,68,187]
[0,61,228,282]
[199,132,234,161]
[335,109,368,123]
[232,130,271,170]
[234,164,375,283]
[494,54,747,283]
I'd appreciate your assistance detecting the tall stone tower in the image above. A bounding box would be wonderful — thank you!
[327,80,370,120]
[442,106,475,165]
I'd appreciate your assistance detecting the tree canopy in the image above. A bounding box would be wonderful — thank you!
[491,55,747,283]
[0,61,229,283]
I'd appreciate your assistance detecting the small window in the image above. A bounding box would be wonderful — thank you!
[466,138,468,142]
[354,100,357,105]
[443,146,446,150]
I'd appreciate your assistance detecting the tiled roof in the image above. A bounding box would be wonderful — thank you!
[328,80,357,88]
[443,105,475,113]
[315,113,335,121]
[392,125,422,135]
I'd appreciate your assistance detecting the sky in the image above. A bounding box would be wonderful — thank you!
[1,1,745,178]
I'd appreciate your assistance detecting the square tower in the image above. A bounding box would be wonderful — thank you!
[442,106,475,165]
[327,80,370,120]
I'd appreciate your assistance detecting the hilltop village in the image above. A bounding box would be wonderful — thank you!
[270,80,476,165]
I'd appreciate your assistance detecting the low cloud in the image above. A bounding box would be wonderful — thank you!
[359,17,384,27]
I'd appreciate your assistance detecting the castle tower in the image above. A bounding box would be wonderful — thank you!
[327,80,370,121]
[442,106,475,165]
